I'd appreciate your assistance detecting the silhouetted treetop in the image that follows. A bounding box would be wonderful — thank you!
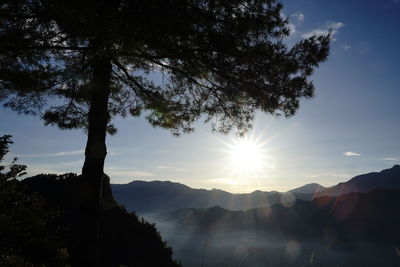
[0,135,27,181]
[1,2,329,263]
[0,136,68,266]
[1,0,330,135]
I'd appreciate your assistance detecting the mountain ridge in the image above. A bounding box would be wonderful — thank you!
[156,187,400,243]
[111,165,400,213]
[111,180,317,213]
[315,164,400,197]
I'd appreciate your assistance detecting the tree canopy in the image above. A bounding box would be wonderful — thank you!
[1,0,330,135]
[1,1,330,264]
[0,136,68,266]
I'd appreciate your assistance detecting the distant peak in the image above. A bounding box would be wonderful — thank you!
[289,183,326,194]
[206,206,228,212]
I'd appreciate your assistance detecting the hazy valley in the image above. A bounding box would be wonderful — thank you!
[112,165,400,266]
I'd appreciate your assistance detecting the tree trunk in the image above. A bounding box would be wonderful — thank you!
[82,56,112,182]
[79,55,112,266]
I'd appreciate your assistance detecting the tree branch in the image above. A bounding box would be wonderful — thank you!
[112,59,147,97]
[4,45,92,52]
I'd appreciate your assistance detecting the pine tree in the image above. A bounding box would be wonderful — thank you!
[1,0,330,264]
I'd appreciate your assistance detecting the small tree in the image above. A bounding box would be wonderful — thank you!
[0,135,27,181]
[1,0,330,263]
[0,136,68,266]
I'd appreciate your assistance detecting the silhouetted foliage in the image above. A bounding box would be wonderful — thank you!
[1,1,330,263]
[0,135,27,180]
[1,0,330,134]
[0,135,68,266]
[0,0,330,174]
[23,173,181,267]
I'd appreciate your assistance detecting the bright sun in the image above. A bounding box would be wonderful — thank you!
[228,137,265,173]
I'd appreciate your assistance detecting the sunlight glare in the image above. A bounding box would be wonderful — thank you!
[228,137,265,173]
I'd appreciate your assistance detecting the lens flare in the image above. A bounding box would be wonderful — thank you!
[229,138,264,172]
[225,135,270,178]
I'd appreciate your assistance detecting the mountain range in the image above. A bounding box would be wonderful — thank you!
[111,181,315,213]
[109,165,400,266]
[155,188,400,267]
[111,165,400,214]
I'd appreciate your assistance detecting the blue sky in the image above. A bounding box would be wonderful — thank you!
[1,0,400,192]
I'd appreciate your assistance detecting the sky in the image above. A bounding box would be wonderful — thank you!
[1,0,400,193]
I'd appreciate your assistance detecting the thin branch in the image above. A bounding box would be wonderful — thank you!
[148,58,213,91]
[112,59,147,97]
[4,45,92,52]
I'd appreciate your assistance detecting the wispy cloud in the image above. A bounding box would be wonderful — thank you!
[344,151,361,156]
[26,161,82,176]
[342,45,351,51]
[382,157,400,162]
[280,12,297,35]
[329,22,345,29]
[18,149,84,158]
[207,177,245,186]
[308,172,350,179]
[18,149,121,158]
[157,165,187,172]
[28,168,66,176]
[285,12,304,35]
[302,21,344,41]
[287,23,296,35]
[291,12,304,22]
[106,170,154,178]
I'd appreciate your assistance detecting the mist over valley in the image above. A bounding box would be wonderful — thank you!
[113,166,400,266]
